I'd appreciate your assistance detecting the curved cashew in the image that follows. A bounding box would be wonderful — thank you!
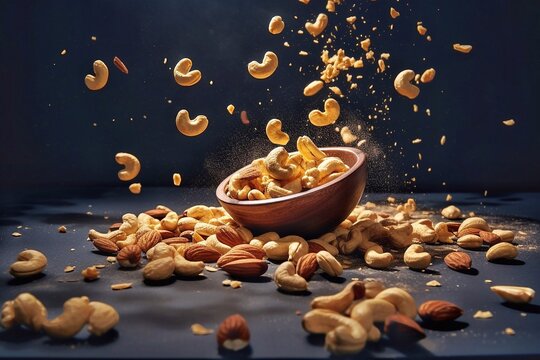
[2,293,48,331]
[185,205,213,219]
[194,222,217,236]
[160,211,179,231]
[115,152,141,181]
[175,109,208,137]
[316,251,343,277]
[9,250,47,278]
[308,98,340,127]
[350,299,396,340]
[143,257,175,281]
[250,232,280,248]
[248,189,266,200]
[364,279,386,299]
[138,213,160,228]
[303,80,324,96]
[43,297,92,339]
[84,60,108,91]
[174,254,205,277]
[297,136,327,161]
[266,181,293,198]
[173,58,201,86]
[305,13,329,37]
[266,119,290,145]
[364,245,393,269]
[274,261,308,293]
[119,213,138,235]
[268,16,285,34]
[288,238,309,264]
[301,168,320,189]
[302,309,367,354]
[264,235,304,261]
[282,177,302,194]
[317,157,349,179]
[309,239,339,256]
[88,229,127,243]
[311,281,365,313]
[264,147,298,180]
[88,301,119,336]
[404,244,431,270]
[458,216,491,233]
[247,51,278,79]
[339,228,365,255]
[374,288,416,318]
[386,223,413,248]
[205,234,232,255]
[394,69,420,99]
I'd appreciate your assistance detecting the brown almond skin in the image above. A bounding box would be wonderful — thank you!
[308,242,326,253]
[444,251,472,271]
[158,230,177,239]
[217,314,250,348]
[479,231,502,246]
[184,245,221,263]
[418,300,463,322]
[137,230,162,253]
[217,250,256,268]
[220,259,268,278]
[93,238,119,254]
[232,244,267,259]
[144,208,170,219]
[162,236,190,245]
[446,222,461,233]
[180,230,194,241]
[457,227,482,238]
[296,253,319,280]
[384,313,426,343]
[216,226,245,247]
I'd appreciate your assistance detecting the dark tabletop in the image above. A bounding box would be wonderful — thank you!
[0,187,539,359]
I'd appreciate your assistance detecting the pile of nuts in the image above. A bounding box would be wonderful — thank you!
[225,136,350,200]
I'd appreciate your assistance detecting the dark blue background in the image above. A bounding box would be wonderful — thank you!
[1,0,539,192]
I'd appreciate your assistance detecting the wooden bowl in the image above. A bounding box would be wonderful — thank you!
[215,147,367,239]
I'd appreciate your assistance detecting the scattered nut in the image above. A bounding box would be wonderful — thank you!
[175,109,209,137]
[9,249,48,278]
[191,323,214,335]
[268,16,285,35]
[115,152,140,181]
[444,251,472,271]
[85,60,108,90]
[490,286,535,304]
[486,242,518,261]
[404,244,431,270]
[418,300,463,322]
[247,51,278,79]
[217,314,250,351]
[473,310,493,319]
[81,266,100,281]
[173,58,202,86]
[441,205,461,220]
[394,70,420,99]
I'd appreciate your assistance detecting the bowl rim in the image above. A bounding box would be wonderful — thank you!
[216,147,366,206]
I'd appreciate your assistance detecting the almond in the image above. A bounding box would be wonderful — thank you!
[308,241,326,253]
[137,229,162,253]
[444,251,472,271]
[296,253,318,280]
[384,313,425,343]
[220,258,268,278]
[418,300,463,322]
[216,314,250,351]
[144,208,170,219]
[217,250,256,268]
[180,230,194,241]
[234,166,262,181]
[456,234,483,249]
[479,231,502,246]
[216,226,245,247]
[116,244,142,268]
[162,236,190,245]
[232,244,266,259]
[93,238,119,254]
[458,217,490,233]
[184,244,221,263]
[158,229,177,239]
[457,227,482,238]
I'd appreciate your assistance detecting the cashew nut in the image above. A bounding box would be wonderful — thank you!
[88,229,127,243]
[338,228,365,255]
[1,293,47,330]
[161,211,179,231]
[138,213,160,228]
[303,80,324,96]
[434,222,455,244]
[264,147,298,180]
[88,301,119,336]
[458,216,491,232]
[316,251,343,277]
[374,288,416,318]
[302,309,367,354]
[268,16,285,34]
[174,254,205,277]
[250,232,280,248]
[364,245,393,269]
[84,60,108,91]
[301,168,320,189]
[115,152,141,181]
[266,181,293,198]
[43,297,92,339]
[404,244,431,270]
[317,157,349,178]
[119,213,138,235]
[387,223,414,248]
[308,98,340,126]
[305,13,329,37]
[146,242,176,261]
[274,261,308,293]
[205,234,232,255]
[9,250,48,278]
[247,51,279,79]
[364,279,386,299]
[350,299,396,341]
[394,69,420,99]
[173,58,202,86]
[264,235,304,261]
[288,238,309,264]
[175,109,208,137]
[282,177,302,194]
[194,222,218,236]
[311,281,365,313]
[297,136,327,161]
[266,119,290,145]
[412,219,437,243]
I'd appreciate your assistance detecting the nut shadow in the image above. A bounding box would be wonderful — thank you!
[306,333,325,346]
[419,320,469,331]
[409,268,441,276]
[277,289,312,296]
[488,259,526,266]
[230,275,272,283]
[7,273,46,285]
[143,277,177,286]
[320,274,348,283]
[0,326,45,343]
[218,344,253,358]
[175,274,207,281]
[450,267,479,276]
[502,302,540,314]
[87,329,119,345]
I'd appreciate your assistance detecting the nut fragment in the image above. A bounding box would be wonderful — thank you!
[490,286,535,304]
[81,266,100,281]
[217,314,250,351]
[311,281,365,314]
[453,43,473,53]
[305,13,328,37]
[9,250,48,278]
[486,242,518,261]
[303,80,324,96]
[191,323,214,335]
[473,310,493,319]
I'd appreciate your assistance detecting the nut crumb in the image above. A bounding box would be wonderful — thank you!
[106,256,117,263]
[205,266,219,272]
[12,232,23,237]
[64,265,76,273]
[222,279,232,286]
[94,264,106,269]
[387,196,396,203]
[295,310,302,316]
[60,49,67,55]
[351,277,360,281]
[445,194,452,201]
[191,323,214,335]
[473,310,493,319]
[230,280,243,289]
[426,280,441,287]
[82,266,100,281]
[502,119,516,126]
[504,327,515,335]
[111,282,132,290]
[484,279,493,283]
[58,225,67,233]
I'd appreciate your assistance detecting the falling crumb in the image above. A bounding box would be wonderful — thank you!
[11,232,22,237]
[60,49,67,56]
[227,104,235,115]
[95,264,106,269]
[521,313,527,317]
[163,57,168,64]
[205,266,218,272]
[504,328,516,336]
[297,30,304,34]
[191,323,214,335]
[70,248,75,251]
[284,41,290,47]
[58,225,67,233]
[351,277,360,281]
[357,139,366,147]
[81,266,100,281]
[173,173,182,187]
[417,25,427,36]
[502,119,516,126]
[413,104,419,113]
[299,50,308,56]
[329,86,342,96]
[484,279,493,283]
[412,138,422,144]
[106,256,117,263]
[230,280,243,289]
[91,36,97,41]
[426,280,441,287]
[484,190,488,197]
[222,279,232,286]
[440,135,446,145]
[111,283,132,290]
[346,16,356,24]
[295,310,302,316]
[209,80,213,85]
[446,194,452,201]
[387,196,396,203]
[64,266,76,273]
[360,38,371,52]
[453,43,473,53]
[390,7,400,19]
[473,310,493,319]
[469,211,476,217]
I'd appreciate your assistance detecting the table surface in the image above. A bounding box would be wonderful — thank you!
[0,187,539,359]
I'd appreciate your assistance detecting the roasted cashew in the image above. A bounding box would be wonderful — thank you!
[160,211,179,231]
[394,69,420,99]
[350,299,396,341]
[247,51,278,79]
[205,234,232,255]
[288,238,309,264]
[301,168,320,189]
[339,228,365,255]
[119,213,138,235]
[88,301,119,336]
[115,152,141,181]
[305,13,329,37]
[434,222,454,244]
[194,222,218,236]
[173,58,201,86]
[88,229,127,243]
[274,261,308,293]
[43,296,92,339]
[412,219,437,243]
[174,254,205,277]
[318,171,345,185]
[264,235,304,261]
[138,213,160,228]
[1,293,47,331]
[303,80,324,96]
[404,244,431,270]
[264,147,298,180]
[9,250,47,278]
[175,109,208,137]
[316,251,343,277]
[297,136,327,161]
[374,287,416,318]
[266,119,290,145]
[302,309,367,354]
[268,16,285,34]
[311,281,365,313]
[84,60,108,91]
[184,205,213,219]
[364,245,393,269]
[250,232,280,248]
[387,223,414,248]
[317,157,349,179]
[146,243,176,261]
[308,98,340,127]
[364,279,386,299]
[282,177,302,194]
[309,239,339,256]
[266,181,293,198]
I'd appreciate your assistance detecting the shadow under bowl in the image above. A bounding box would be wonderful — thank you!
[216,147,367,238]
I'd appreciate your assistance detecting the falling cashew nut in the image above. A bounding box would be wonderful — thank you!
[174,254,205,277]
[268,16,285,34]
[305,13,329,37]
[84,60,109,91]
[173,58,202,86]
[309,98,340,126]
[43,297,92,339]
[274,261,308,293]
[394,70,420,99]
[297,136,327,161]
[303,80,324,96]
[115,152,141,181]
[264,147,298,180]
[175,109,209,137]
[404,244,431,270]
[247,51,279,79]
[266,119,290,145]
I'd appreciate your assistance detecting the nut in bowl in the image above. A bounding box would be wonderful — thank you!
[216,137,367,238]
